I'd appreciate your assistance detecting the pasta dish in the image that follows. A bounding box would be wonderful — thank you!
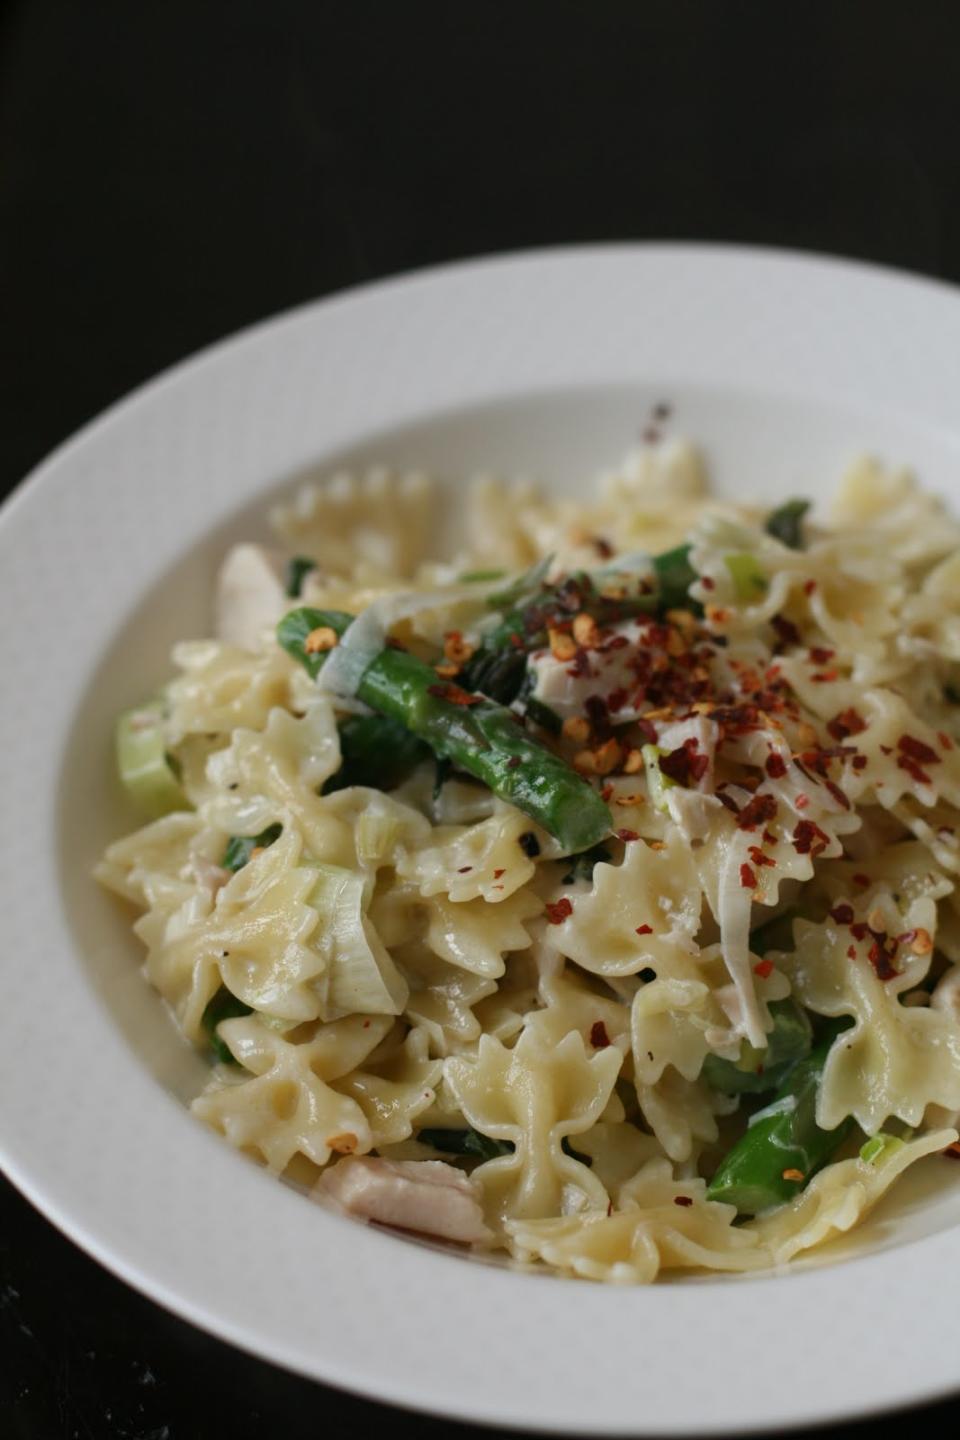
[96,440,960,1281]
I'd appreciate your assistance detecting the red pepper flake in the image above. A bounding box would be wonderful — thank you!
[765,753,788,779]
[635,923,653,935]
[804,579,817,596]
[716,789,741,816]
[825,779,851,811]
[659,739,709,787]
[762,829,777,845]
[850,921,869,940]
[617,828,640,842]
[939,731,954,751]
[635,716,658,745]
[868,939,898,981]
[830,903,854,924]
[673,1195,694,1208]
[792,819,830,856]
[846,945,857,959]
[811,669,839,683]
[546,898,573,924]
[852,755,868,771]
[589,1020,611,1049]
[944,1142,960,1160]
[701,575,716,591]
[753,958,775,979]
[606,687,628,714]
[897,754,933,787]
[853,872,870,888]
[896,929,917,946]
[898,734,940,766]
[747,845,775,868]
[827,707,866,741]
[600,783,615,803]
[771,615,801,648]
[810,646,835,665]
[740,863,758,889]
[737,793,778,831]
[493,868,505,879]
[880,745,893,756]
[426,682,482,706]
[795,794,810,810]
[457,866,473,873]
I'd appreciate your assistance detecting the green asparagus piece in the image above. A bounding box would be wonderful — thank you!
[222,822,283,872]
[277,608,612,852]
[201,986,253,1064]
[765,499,810,550]
[417,1127,513,1162]
[650,543,701,613]
[285,555,317,598]
[323,714,430,794]
[705,1036,855,1215]
[702,998,812,1096]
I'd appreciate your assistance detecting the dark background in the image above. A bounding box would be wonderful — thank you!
[3,2,960,1436]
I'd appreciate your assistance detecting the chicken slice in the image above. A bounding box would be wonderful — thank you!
[313,1156,491,1245]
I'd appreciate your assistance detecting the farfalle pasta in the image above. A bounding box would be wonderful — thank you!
[97,442,960,1280]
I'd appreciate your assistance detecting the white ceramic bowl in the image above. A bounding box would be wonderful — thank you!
[4,245,960,1434]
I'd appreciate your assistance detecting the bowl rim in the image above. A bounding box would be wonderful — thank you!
[4,242,960,1434]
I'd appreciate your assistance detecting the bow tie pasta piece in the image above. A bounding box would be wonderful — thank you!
[206,706,346,860]
[545,829,701,979]
[394,943,498,1057]
[141,826,335,1037]
[528,966,631,1054]
[397,804,546,903]
[831,455,960,568]
[166,640,300,743]
[445,1027,621,1230]
[636,1069,736,1165]
[95,811,224,911]
[778,882,960,1133]
[567,1121,664,1200]
[332,1023,442,1149]
[270,467,434,581]
[423,888,543,979]
[748,1129,957,1266]
[319,786,431,871]
[507,1158,765,1283]
[192,1012,393,1171]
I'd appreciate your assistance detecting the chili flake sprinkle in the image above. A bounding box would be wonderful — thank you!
[782,1168,805,1183]
[546,898,574,924]
[765,753,788,779]
[635,923,653,935]
[753,958,775,979]
[673,1195,694,1208]
[830,903,854,925]
[426,682,483,707]
[740,863,758,889]
[590,1020,611,1049]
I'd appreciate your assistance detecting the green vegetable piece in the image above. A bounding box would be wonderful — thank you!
[115,702,188,819]
[642,743,676,812]
[524,696,563,735]
[417,1127,513,1162]
[285,555,317,598]
[433,755,452,801]
[459,644,528,704]
[702,998,812,1096]
[323,714,430,795]
[278,608,612,852]
[705,1037,855,1215]
[765,498,811,550]
[859,1132,906,1166]
[724,552,769,602]
[201,986,253,1064]
[222,822,283,872]
[651,542,700,613]
[458,568,507,583]
[561,843,612,884]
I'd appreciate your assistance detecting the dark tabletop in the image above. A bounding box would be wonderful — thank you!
[3,2,960,1436]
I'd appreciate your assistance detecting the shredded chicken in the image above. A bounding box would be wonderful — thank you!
[216,543,290,652]
[313,1156,492,1245]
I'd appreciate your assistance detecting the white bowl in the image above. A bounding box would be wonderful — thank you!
[4,245,960,1434]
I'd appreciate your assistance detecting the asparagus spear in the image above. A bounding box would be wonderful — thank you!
[765,498,810,550]
[323,714,430,794]
[702,998,812,1096]
[705,1034,855,1215]
[278,608,612,851]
